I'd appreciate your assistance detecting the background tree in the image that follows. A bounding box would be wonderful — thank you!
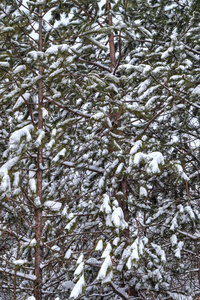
[1,0,200,300]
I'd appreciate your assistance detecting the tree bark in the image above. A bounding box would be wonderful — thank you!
[107,0,116,72]
[34,5,43,300]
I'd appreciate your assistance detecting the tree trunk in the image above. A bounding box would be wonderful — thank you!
[107,0,116,72]
[34,5,43,300]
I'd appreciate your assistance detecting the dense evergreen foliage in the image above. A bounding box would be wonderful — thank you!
[0,0,200,299]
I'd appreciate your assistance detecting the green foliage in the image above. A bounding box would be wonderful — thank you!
[1,0,200,299]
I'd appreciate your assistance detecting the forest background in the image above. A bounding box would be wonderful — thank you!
[0,0,200,299]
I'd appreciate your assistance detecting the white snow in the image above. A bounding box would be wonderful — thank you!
[41,107,49,119]
[140,186,147,197]
[168,293,192,300]
[74,262,84,278]
[46,139,55,150]
[29,178,36,193]
[9,124,34,147]
[13,65,26,75]
[164,3,178,10]
[147,152,165,173]
[0,157,19,178]
[98,176,105,189]
[35,129,45,147]
[106,158,119,173]
[185,205,195,220]
[130,140,142,155]
[111,207,128,229]
[115,163,124,175]
[142,64,151,74]
[60,44,69,53]
[62,280,74,291]
[139,85,159,101]
[174,163,189,181]
[46,44,69,56]
[97,255,112,280]
[34,196,41,207]
[174,241,184,259]
[69,275,85,299]
[126,246,139,269]
[161,46,173,59]
[171,234,177,246]
[14,92,30,109]
[152,268,162,282]
[95,240,103,251]
[44,201,62,211]
[102,269,113,284]
[152,66,166,74]
[92,112,104,120]
[65,217,77,232]
[107,83,118,93]
[110,283,128,299]
[86,36,108,51]
[30,238,37,247]
[126,238,145,269]
[151,243,166,263]
[138,79,151,95]
[13,172,19,188]
[113,237,120,246]
[0,156,19,191]
[28,50,45,60]
[49,68,64,78]
[77,254,84,265]
[101,243,112,258]
[134,151,164,173]
[52,245,60,252]
[100,194,111,214]
[52,148,66,162]
[13,259,27,266]
[65,248,72,259]
[0,62,9,68]
[192,85,200,95]
[170,213,178,231]
[97,0,106,13]
[0,267,36,281]
[134,152,147,166]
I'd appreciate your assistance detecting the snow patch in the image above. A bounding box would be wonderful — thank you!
[100,194,111,214]
[101,243,112,258]
[69,275,85,299]
[74,262,84,278]
[13,259,27,266]
[92,112,104,120]
[130,140,142,155]
[95,240,103,251]
[140,186,147,197]
[111,207,128,229]
[65,248,72,259]
[161,46,173,59]
[192,85,200,96]
[97,255,112,281]
[0,157,19,191]
[10,124,34,148]
[44,201,62,211]
[52,148,66,162]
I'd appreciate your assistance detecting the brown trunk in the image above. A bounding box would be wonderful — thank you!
[34,5,43,300]
[117,178,129,238]
[194,240,200,288]
[107,0,116,72]
[34,208,43,300]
